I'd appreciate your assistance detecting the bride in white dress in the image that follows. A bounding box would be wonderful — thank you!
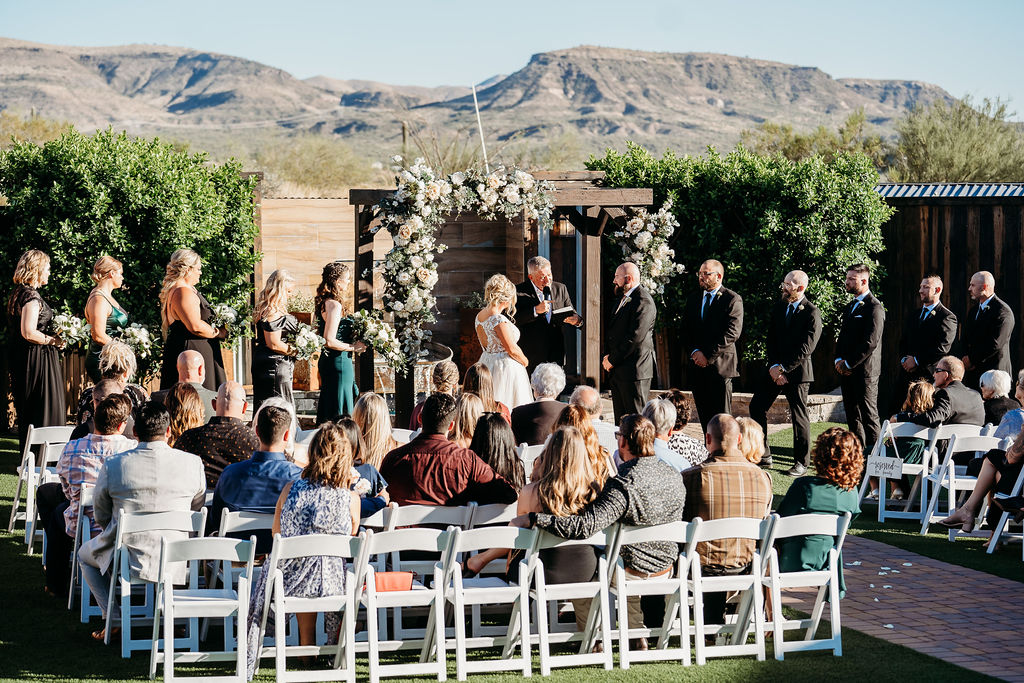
[475,274,533,409]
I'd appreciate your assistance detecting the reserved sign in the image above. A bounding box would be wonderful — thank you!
[866,455,904,479]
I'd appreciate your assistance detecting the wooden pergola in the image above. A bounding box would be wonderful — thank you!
[350,171,652,424]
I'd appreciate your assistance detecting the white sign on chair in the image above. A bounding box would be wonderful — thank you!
[866,455,903,479]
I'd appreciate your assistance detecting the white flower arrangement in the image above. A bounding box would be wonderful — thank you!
[115,323,154,359]
[373,157,554,359]
[608,200,686,299]
[52,313,91,350]
[350,467,372,496]
[287,323,325,361]
[209,302,252,343]
[350,309,408,374]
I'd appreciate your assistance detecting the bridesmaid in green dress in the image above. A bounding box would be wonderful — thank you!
[315,262,365,423]
[84,256,129,383]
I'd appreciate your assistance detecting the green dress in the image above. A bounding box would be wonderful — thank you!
[85,292,129,383]
[775,477,861,597]
[316,315,358,423]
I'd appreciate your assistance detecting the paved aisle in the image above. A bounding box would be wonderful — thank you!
[783,535,1024,682]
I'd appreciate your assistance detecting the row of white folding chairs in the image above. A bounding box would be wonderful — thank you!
[7,424,77,551]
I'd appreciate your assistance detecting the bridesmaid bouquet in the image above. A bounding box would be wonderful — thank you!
[115,323,154,359]
[350,467,372,496]
[209,302,252,343]
[287,323,325,361]
[350,309,408,373]
[52,313,91,350]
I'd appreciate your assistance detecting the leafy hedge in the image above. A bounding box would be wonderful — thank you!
[588,143,893,360]
[0,128,260,377]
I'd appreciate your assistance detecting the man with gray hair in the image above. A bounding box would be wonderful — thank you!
[514,255,582,372]
[962,270,1014,390]
[511,362,568,446]
[642,398,689,472]
[174,380,259,487]
[570,384,618,455]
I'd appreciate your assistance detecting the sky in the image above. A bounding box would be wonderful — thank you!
[2,0,1022,115]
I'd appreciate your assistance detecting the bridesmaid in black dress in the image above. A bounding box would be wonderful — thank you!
[158,249,228,391]
[251,269,299,412]
[7,250,67,446]
[315,262,365,423]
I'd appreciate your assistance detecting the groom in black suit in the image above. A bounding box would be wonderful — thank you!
[513,256,581,373]
[892,274,958,414]
[603,262,656,423]
[748,270,822,475]
[835,263,885,451]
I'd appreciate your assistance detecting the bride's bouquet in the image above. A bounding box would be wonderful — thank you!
[115,323,154,359]
[51,313,91,350]
[286,323,325,361]
[209,302,252,343]
[350,309,407,373]
[350,466,372,496]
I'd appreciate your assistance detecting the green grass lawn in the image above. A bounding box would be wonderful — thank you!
[0,432,1003,682]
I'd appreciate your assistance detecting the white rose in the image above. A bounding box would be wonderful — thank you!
[451,171,466,186]
[393,301,404,311]
[408,215,424,231]
[634,232,651,249]
[397,271,412,285]
[421,205,432,217]
[486,174,502,190]
[397,224,413,240]
[416,267,432,284]
[410,255,424,268]
[425,181,442,200]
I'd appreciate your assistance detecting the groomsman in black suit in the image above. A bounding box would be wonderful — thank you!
[603,262,656,423]
[748,270,822,475]
[892,274,958,413]
[683,259,743,431]
[513,256,581,373]
[835,264,885,451]
[961,270,1015,391]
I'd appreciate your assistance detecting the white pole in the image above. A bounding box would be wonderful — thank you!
[472,85,490,173]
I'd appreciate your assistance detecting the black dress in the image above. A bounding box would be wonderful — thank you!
[252,314,299,412]
[8,285,66,446]
[160,289,227,392]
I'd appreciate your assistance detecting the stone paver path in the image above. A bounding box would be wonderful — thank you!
[783,535,1024,682]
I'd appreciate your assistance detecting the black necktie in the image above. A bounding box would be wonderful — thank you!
[786,303,796,322]
[920,308,928,322]
[702,292,712,319]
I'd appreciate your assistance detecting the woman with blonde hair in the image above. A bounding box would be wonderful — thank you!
[450,392,484,449]
[551,404,616,482]
[158,248,227,391]
[872,379,936,500]
[351,392,397,470]
[166,382,204,447]
[463,362,511,423]
[7,249,66,446]
[84,255,129,383]
[408,359,460,430]
[75,339,148,427]
[475,273,531,409]
[737,416,767,466]
[252,269,301,411]
[315,261,365,422]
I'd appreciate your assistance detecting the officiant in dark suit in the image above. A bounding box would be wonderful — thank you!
[835,264,885,450]
[748,270,822,475]
[683,259,744,431]
[892,274,958,414]
[513,256,581,373]
[962,270,1015,390]
[603,262,656,423]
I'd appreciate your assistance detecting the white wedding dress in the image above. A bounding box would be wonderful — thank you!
[476,313,532,409]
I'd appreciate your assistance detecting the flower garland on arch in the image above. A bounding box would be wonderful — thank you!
[607,199,686,300]
[372,157,555,362]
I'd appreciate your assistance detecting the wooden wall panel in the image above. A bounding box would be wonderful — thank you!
[259,197,354,295]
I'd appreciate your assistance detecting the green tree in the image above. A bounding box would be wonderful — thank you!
[587,142,893,361]
[740,110,889,168]
[888,96,1024,182]
[0,128,260,377]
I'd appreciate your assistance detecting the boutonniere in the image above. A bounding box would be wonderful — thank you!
[715,291,722,300]
[928,309,936,318]
[797,304,805,313]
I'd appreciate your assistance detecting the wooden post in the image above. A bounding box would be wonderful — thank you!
[580,217,603,390]
[355,204,376,394]
[394,366,415,428]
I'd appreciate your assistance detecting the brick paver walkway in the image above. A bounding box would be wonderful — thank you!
[783,535,1024,682]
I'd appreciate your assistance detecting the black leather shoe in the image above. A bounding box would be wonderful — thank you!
[758,455,773,469]
[785,463,807,477]
[995,495,1024,513]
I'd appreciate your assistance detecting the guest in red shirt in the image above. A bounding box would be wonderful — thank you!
[380,393,517,507]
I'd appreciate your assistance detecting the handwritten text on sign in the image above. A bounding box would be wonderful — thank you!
[866,455,903,478]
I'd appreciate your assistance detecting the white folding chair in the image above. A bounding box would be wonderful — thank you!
[356,528,449,683]
[529,528,616,675]
[252,532,364,683]
[919,434,1007,536]
[68,483,103,622]
[208,509,275,649]
[987,463,1024,554]
[391,428,414,444]
[466,502,518,529]
[105,509,208,658]
[7,424,75,537]
[516,444,546,483]
[148,536,256,683]
[29,441,69,556]
[858,422,934,522]
[604,521,694,669]
[686,516,772,665]
[761,512,851,660]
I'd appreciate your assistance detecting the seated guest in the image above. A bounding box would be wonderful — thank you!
[736,416,768,466]
[776,427,862,597]
[939,424,1024,533]
[209,404,301,551]
[71,378,133,440]
[408,360,460,430]
[75,340,148,428]
[78,401,206,641]
[903,356,984,428]
[873,380,934,500]
[642,398,689,472]
[994,370,1024,439]
[980,370,1019,426]
[450,392,484,449]
[37,394,135,597]
[682,414,772,625]
[464,362,511,423]
[244,422,361,677]
[663,388,709,468]
[569,384,618,456]
[511,363,568,446]
[254,397,303,465]
[551,404,616,482]
[334,416,390,518]
[380,393,517,506]
[517,415,686,645]
[177,381,260,488]
[352,392,398,470]
[151,350,216,421]
[469,412,526,493]
[166,382,205,447]
[469,426,606,630]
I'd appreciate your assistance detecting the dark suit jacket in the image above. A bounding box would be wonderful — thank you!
[907,380,985,427]
[962,295,1015,375]
[683,286,744,378]
[606,286,657,382]
[835,293,885,376]
[899,303,958,373]
[511,400,568,446]
[765,297,822,384]
[513,280,577,368]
